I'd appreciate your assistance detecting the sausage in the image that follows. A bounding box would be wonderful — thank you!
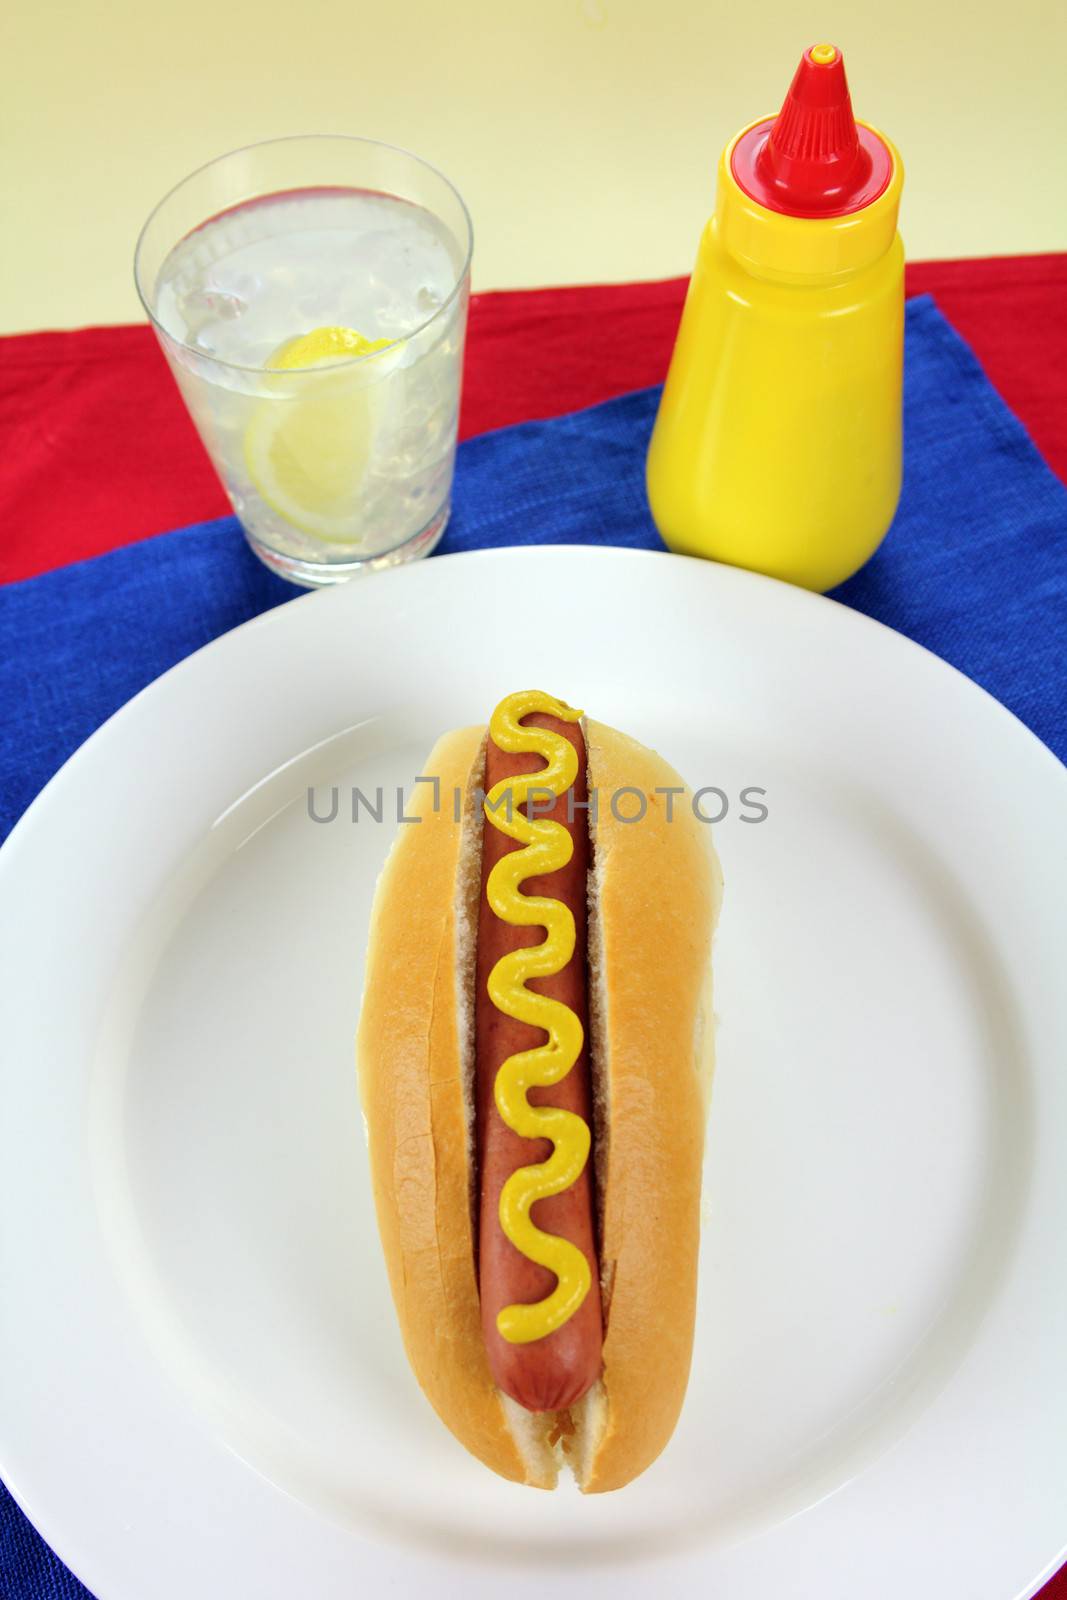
[474,712,604,1413]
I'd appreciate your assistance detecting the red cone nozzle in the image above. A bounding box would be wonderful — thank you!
[731,44,893,219]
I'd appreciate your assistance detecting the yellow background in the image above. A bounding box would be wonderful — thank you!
[4,0,1065,334]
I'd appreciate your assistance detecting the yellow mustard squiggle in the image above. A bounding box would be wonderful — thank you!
[485,689,592,1345]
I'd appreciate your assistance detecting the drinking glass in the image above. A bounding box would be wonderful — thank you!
[135,136,473,586]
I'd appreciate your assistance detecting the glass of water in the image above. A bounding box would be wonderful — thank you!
[135,136,472,586]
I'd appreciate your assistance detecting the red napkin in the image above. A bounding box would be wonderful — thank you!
[1,256,1065,586]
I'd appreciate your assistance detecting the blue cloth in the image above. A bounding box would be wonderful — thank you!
[1,295,1065,1598]
[2,298,1065,860]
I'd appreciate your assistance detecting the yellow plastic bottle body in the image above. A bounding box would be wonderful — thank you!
[647,125,904,593]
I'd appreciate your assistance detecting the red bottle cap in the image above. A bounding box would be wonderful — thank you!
[731,44,892,219]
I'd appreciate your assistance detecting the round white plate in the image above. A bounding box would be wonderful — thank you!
[1,547,1065,1600]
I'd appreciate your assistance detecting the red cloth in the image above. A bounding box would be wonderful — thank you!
[1,254,1066,586]
[1,264,1066,1597]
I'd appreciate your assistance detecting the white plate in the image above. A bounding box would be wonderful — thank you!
[1,546,1065,1600]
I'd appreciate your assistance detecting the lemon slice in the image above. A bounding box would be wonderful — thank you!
[268,326,393,368]
[244,326,393,541]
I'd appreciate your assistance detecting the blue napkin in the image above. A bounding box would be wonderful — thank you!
[1,295,1065,1599]
[2,298,1065,861]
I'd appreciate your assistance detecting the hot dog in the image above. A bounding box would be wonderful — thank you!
[357,691,722,1491]
[475,708,603,1414]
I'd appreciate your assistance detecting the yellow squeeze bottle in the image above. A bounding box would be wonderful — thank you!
[647,43,904,592]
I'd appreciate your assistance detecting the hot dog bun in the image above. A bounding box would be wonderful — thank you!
[357,717,722,1492]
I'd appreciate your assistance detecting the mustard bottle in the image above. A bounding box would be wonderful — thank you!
[647,43,904,592]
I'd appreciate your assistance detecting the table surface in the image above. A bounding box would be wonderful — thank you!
[0,256,1065,1600]
[3,0,1066,332]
